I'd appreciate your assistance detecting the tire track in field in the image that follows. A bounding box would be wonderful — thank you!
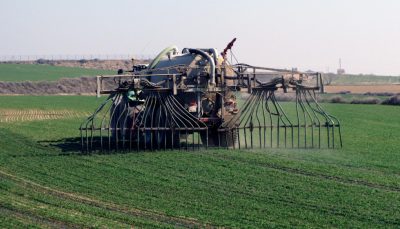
[91,155,400,227]
[0,187,137,228]
[210,154,400,193]
[0,109,90,123]
[0,169,214,228]
[0,204,80,228]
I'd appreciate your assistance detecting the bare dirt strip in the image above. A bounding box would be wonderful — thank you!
[325,84,400,94]
[0,109,90,123]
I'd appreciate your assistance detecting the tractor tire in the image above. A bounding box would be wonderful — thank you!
[201,128,237,148]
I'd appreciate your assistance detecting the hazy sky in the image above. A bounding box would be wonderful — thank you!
[1,0,399,75]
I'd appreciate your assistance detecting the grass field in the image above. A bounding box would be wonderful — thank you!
[0,64,114,81]
[1,63,400,86]
[325,85,400,94]
[0,95,400,228]
[328,74,400,85]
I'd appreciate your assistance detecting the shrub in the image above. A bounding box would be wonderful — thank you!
[36,59,50,64]
[382,95,400,105]
[330,96,345,103]
[350,97,380,104]
[275,93,296,102]
[364,92,394,96]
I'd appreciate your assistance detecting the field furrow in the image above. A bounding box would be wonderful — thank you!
[0,169,213,228]
[0,96,399,227]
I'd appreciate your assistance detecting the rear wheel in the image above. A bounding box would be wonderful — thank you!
[201,128,237,148]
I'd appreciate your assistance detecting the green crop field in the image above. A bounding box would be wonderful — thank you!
[1,63,400,86]
[0,95,399,228]
[328,73,400,85]
[0,64,114,82]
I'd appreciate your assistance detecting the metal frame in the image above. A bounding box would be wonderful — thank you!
[80,64,342,153]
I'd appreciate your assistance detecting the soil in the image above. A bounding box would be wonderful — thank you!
[0,77,117,95]
[325,85,400,94]
[2,59,150,71]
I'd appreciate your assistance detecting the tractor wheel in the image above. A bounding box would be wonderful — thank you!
[201,128,237,148]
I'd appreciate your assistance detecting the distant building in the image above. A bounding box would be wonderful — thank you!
[337,68,345,75]
[337,58,345,75]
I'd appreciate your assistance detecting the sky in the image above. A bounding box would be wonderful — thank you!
[0,0,399,75]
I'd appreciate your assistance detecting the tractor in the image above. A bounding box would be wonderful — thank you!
[81,39,342,152]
